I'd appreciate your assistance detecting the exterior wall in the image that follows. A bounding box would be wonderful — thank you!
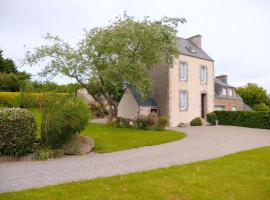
[168,54,215,127]
[117,89,139,119]
[139,106,158,116]
[214,98,244,111]
[148,57,169,117]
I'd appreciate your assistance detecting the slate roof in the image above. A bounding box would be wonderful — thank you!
[177,37,214,61]
[215,78,242,100]
[129,88,158,107]
[215,79,234,88]
[243,103,253,111]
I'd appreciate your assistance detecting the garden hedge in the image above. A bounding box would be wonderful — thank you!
[207,111,270,129]
[0,108,37,156]
[0,92,70,108]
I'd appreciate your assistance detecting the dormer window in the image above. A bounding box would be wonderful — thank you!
[185,46,197,54]
[222,88,227,96]
[228,88,233,97]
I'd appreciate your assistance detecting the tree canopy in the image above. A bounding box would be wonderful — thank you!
[0,49,17,73]
[236,83,270,109]
[24,14,186,120]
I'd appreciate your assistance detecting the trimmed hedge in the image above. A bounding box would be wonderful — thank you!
[207,111,270,129]
[0,92,70,108]
[0,108,37,156]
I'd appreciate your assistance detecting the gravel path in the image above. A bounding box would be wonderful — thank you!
[1,125,270,193]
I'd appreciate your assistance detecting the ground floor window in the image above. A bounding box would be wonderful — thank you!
[150,108,158,113]
[232,106,238,111]
[214,105,225,111]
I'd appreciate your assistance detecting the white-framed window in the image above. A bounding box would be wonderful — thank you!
[214,105,225,111]
[179,62,187,81]
[232,106,238,111]
[200,66,207,84]
[222,88,227,96]
[228,88,233,97]
[179,91,188,110]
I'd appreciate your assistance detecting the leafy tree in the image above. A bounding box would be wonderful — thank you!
[0,49,17,73]
[0,49,30,91]
[236,83,270,108]
[253,103,270,111]
[24,14,186,121]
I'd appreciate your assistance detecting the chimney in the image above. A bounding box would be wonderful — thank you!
[216,75,228,84]
[188,34,202,48]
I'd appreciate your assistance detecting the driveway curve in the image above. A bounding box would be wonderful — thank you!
[1,125,270,193]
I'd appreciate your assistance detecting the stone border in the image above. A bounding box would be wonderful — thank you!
[0,153,35,162]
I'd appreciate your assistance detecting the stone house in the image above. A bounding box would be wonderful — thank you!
[214,75,251,111]
[118,35,215,127]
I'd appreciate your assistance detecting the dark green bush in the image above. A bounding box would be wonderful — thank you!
[190,117,202,126]
[206,112,217,125]
[41,98,90,149]
[0,108,37,156]
[155,116,168,130]
[146,113,158,126]
[207,111,270,129]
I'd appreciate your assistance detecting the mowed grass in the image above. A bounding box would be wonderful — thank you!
[1,147,270,200]
[82,123,186,153]
[27,108,185,153]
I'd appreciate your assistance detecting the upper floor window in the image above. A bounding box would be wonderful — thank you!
[179,91,188,111]
[222,88,227,96]
[179,62,187,81]
[228,88,233,97]
[200,66,207,84]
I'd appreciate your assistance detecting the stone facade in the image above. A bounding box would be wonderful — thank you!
[214,98,243,111]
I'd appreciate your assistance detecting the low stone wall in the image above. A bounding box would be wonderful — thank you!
[0,153,35,162]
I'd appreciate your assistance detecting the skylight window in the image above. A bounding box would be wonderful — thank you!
[185,46,197,54]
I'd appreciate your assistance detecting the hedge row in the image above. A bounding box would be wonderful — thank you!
[0,92,70,108]
[207,111,270,129]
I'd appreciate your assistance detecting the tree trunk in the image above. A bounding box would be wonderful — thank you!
[106,104,117,124]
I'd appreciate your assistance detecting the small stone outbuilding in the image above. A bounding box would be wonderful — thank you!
[117,88,158,119]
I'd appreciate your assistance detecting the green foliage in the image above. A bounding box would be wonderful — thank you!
[156,116,168,130]
[0,49,30,91]
[0,92,70,108]
[0,108,37,156]
[35,148,64,160]
[207,111,270,129]
[112,117,130,128]
[236,83,270,108]
[24,13,186,118]
[134,116,151,130]
[190,117,202,126]
[30,81,81,93]
[206,112,217,125]
[253,103,270,111]
[146,113,158,126]
[41,97,90,149]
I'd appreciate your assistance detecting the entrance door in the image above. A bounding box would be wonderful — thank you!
[201,93,207,118]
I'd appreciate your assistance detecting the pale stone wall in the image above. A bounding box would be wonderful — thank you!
[139,106,158,116]
[117,89,139,119]
[168,54,215,127]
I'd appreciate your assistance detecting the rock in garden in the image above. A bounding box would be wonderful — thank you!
[63,135,94,155]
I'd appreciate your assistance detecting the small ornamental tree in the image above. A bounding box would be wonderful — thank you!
[24,13,186,122]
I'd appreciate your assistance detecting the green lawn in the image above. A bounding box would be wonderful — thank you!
[27,108,185,153]
[1,147,270,199]
[82,123,186,153]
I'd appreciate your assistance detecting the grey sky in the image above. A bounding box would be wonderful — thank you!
[1,0,270,91]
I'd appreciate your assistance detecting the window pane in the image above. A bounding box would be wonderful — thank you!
[228,89,233,97]
[200,66,207,83]
[232,106,237,111]
[179,62,186,81]
[179,91,187,110]
[222,88,227,96]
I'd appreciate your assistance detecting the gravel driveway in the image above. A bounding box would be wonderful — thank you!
[1,125,270,193]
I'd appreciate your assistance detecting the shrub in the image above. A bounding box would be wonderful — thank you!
[155,116,168,130]
[190,117,202,126]
[207,112,217,125]
[207,111,270,129]
[147,113,158,126]
[135,115,150,130]
[41,97,90,149]
[0,108,37,156]
[253,103,270,111]
[112,117,130,128]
